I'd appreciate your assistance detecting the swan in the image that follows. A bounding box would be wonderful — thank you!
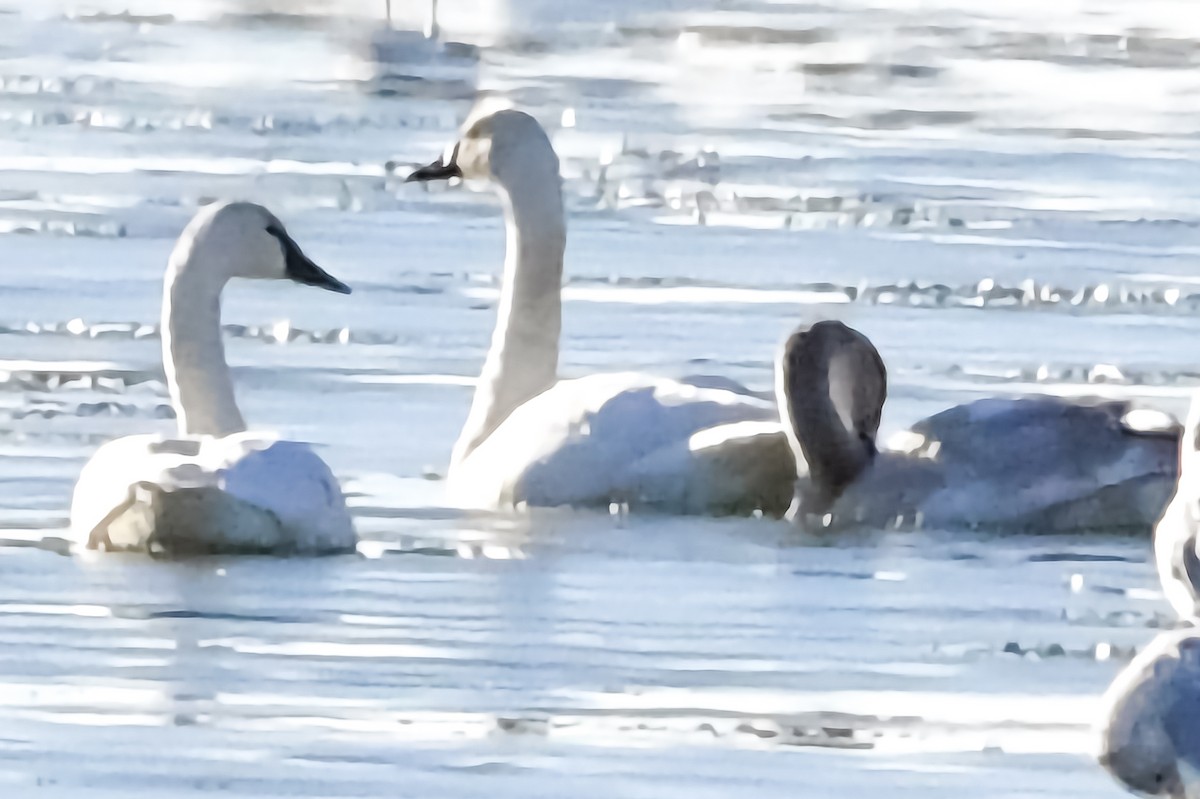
[624,319,1177,530]
[407,105,1177,529]
[407,106,783,510]
[69,201,357,555]
[1096,627,1200,798]
[1155,395,1200,618]
[766,320,1179,531]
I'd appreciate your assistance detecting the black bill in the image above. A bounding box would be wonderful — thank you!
[405,156,463,183]
[267,223,351,295]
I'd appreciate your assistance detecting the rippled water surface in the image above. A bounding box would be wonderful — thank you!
[2,0,1199,795]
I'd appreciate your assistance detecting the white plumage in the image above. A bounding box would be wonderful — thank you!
[72,434,353,554]
[447,372,778,509]
[407,107,792,512]
[70,201,356,554]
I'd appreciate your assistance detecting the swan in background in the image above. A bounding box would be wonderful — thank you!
[70,201,356,555]
[1096,628,1200,798]
[406,105,783,510]
[1155,395,1200,618]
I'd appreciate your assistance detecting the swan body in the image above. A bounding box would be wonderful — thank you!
[408,106,785,510]
[609,320,1176,530]
[447,372,777,508]
[72,433,353,554]
[1096,628,1200,798]
[845,397,1177,531]
[70,201,356,554]
[773,321,1178,532]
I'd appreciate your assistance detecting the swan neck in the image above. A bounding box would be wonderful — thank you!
[778,335,875,515]
[162,252,245,437]
[452,167,564,467]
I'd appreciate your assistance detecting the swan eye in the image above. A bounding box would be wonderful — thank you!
[263,223,351,294]
[264,222,288,248]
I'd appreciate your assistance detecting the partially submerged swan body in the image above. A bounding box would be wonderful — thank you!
[1096,628,1200,798]
[70,201,356,555]
[1155,396,1200,618]
[832,395,1177,532]
[408,105,780,510]
[73,433,353,554]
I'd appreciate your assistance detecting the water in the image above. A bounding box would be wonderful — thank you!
[0,0,1196,794]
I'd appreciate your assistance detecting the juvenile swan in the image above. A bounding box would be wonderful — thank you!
[1155,395,1200,619]
[70,201,356,554]
[407,107,784,510]
[769,321,1179,531]
[1096,628,1200,798]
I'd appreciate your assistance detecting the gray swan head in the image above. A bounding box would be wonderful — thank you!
[777,320,886,519]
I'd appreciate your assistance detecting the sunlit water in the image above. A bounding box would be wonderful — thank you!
[1,0,1198,795]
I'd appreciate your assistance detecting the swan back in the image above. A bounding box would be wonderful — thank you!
[71,433,355,554]
[778,320,885,516]
[868,396,1177,531]
[447,373,777,508]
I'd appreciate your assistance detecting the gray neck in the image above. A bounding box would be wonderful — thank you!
[452,164,565,467]
[162,254,245,438]
[778,326,880,516]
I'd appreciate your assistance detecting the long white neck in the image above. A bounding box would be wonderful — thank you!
[161,245,245,438]
[451,163,565,467]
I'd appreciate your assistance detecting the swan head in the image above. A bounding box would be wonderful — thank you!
[778,320,886,518]
[1096,630,1200,798]
[176,201,350,294]
[406,107,559,186]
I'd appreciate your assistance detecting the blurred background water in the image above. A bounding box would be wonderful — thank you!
[0,0,1197,795]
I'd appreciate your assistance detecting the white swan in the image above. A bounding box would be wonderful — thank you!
[407,106,1177,529]
[407,106,782,510]
[1155,395,1200,618]
[69,201,357,555]
[1096,627,1200,798]
[767,320,1179,531]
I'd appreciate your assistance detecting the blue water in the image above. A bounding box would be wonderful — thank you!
[1,0,1195,795]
